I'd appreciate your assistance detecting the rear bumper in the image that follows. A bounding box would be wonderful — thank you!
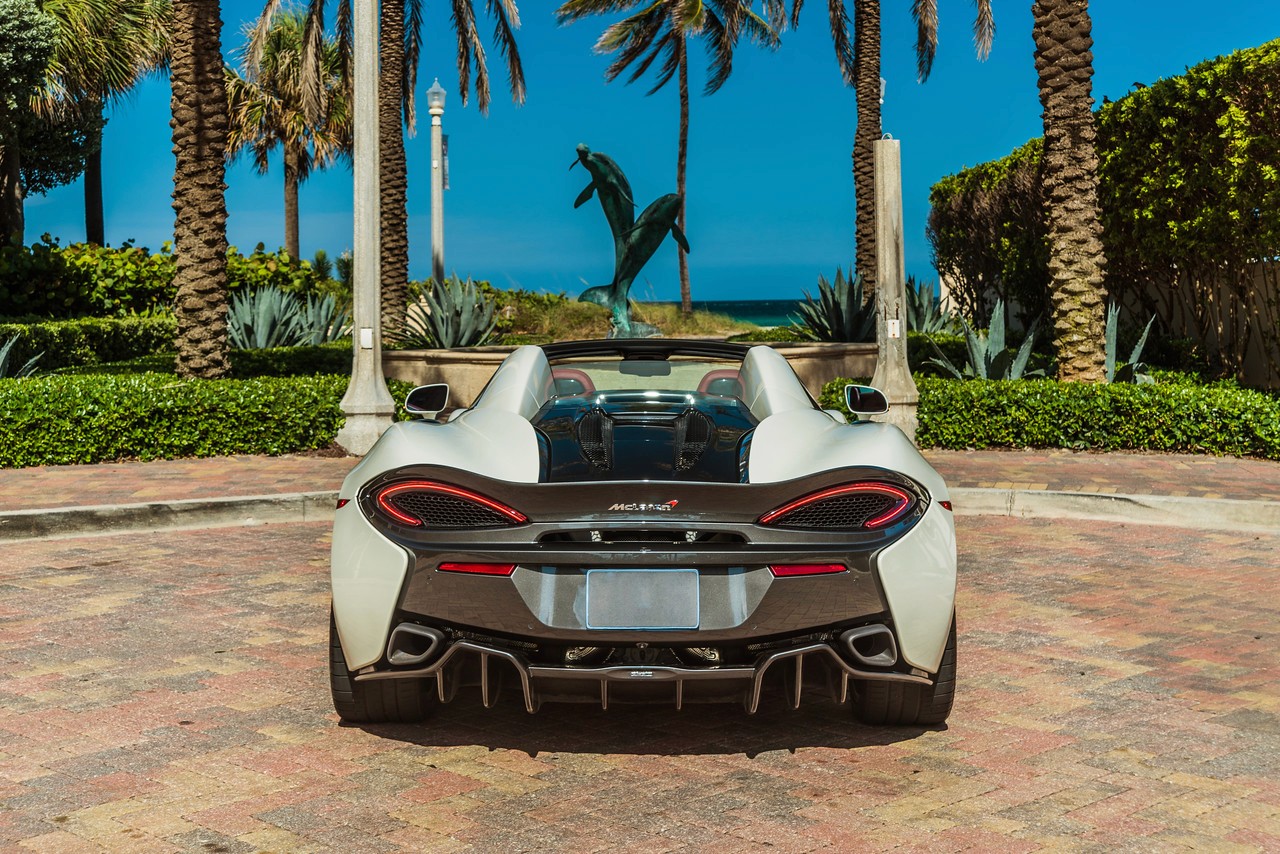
[354,630,932,714]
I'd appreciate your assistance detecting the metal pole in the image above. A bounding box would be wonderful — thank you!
[870,138,920,442]
[429,82,445,285]
[336,0,395,455]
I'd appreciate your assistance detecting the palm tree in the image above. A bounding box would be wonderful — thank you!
[226,9,351,259]
[170,0,231,379]
[765,0,992,299]
[249,0,526,338]
[34,0,171,245]
[1032,0,1106,381]
[557,0,780,315]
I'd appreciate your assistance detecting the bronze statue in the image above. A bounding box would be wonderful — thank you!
[571,144,688,337]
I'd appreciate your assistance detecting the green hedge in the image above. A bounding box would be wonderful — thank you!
[0,373,420,467]
[820,376,1280,459]
[1,315,176,371]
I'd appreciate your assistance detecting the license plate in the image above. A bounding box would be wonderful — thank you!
[585,569,699,630]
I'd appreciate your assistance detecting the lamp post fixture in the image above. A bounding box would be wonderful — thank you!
[336,0,395,454]
[428,78,446,285]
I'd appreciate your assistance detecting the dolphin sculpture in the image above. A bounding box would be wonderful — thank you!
[570,144,635,272]
[579,193,690,337]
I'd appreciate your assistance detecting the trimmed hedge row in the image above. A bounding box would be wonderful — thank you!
[0,373,415,467]
[2,315,176,371]
[820,376,1280,459]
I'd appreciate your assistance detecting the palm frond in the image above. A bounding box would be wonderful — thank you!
[911,0,939,81]
[827,0,854,86]
[487,0,528,104]
[404,0,424,132]
[973,0,994,60]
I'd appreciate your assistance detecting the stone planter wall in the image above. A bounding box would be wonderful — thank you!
[383,341,879,409]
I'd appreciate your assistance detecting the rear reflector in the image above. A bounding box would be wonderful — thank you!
[336,498,350,509]
[768,564,847,578]
[940,500,953,511]
[437,562,517,576]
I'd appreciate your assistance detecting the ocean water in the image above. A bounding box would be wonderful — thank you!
[645,299,804,328]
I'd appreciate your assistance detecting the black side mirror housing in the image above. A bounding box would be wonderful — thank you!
[405,383,450,418]
[844,384,889,415]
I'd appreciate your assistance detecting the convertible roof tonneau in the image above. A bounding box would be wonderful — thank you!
[539,338,753,362]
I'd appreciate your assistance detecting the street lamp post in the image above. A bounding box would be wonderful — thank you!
[336,0,395,454]
[428,79,446,285]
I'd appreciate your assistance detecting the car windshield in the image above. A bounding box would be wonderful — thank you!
[545,354,745,398]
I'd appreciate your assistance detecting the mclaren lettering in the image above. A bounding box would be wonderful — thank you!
[608,501,679,512]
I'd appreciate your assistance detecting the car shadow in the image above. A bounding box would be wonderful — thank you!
[345,688,942,757]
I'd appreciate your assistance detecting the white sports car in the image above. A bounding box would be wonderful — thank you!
[330,339,957,724]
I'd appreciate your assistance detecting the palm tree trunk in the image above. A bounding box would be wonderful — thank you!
[0,145,22,244]
[677,32,692,315]
[284,144,300,259]
[1033,0,1107,382]
[84,109,105,246]
[379,0,409,339]
[853,0,880,298]
[170,0,231,379]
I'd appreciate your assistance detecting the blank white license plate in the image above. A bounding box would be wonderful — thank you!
[585,569,699,630]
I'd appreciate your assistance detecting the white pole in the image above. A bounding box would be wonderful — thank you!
[870,138,920,442]
[429,80,446,284]
[336,0,395,454]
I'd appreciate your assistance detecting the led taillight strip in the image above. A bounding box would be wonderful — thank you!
[758,482,914,529]
[438,562,517,576]
[374,481,528,528]
[769,564,847,577]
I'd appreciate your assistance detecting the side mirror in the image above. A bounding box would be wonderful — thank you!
[405,383,450,418]
[844,384,889,415]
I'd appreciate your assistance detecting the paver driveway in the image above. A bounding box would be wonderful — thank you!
[0,518,1277,852]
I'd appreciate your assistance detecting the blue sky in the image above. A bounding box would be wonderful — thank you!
[23,1,1278,302]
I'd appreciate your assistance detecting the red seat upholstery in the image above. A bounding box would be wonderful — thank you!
[551,367,595,396]
[697,369,742,398]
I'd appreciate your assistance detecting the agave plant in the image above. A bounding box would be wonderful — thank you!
[926,299,1043,380]
[905,276,954,334]
[400,276,497,349]
[0,335,41,378]
[1106,303,1155,384]
[227,287,304,349]
[297,293,352,346]
[795,268,875,343]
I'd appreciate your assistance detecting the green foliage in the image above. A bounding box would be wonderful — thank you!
[727,325,809,343]
[905,276,954,334]
[925,300,1041,380]
[0,315,175,370]
[20,110,105,198]
[227,287,350,349]
[401,275,497,349]
[0,333,40,377]
[796,269,875,343]
[818,375,1280,460]
[225,244,320,293]
[1105,303,1155,383]
[229,342,352,377]
[0,0,55,119]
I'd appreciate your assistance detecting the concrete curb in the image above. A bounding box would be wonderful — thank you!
[1,488,1276,542]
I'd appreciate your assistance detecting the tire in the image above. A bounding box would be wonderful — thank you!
[329,610,434,723]
[851,618,956,726]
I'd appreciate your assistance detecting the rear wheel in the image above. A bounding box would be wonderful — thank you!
[329,610,434,723]
[851,618,956,726]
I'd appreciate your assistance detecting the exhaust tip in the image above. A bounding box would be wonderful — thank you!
[840,625,898,668]
[387,623,445,666]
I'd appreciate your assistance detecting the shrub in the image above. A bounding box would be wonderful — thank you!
[0,335,40,378]
[0,315,176,370]
[227,287,350,349]
[819,375,1280,459]
[924,299,1042,380]
[796,269,875,343]
[400,276,497,348]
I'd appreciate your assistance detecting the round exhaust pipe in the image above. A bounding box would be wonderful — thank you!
[840,624,898,668]
[387,623,445,666]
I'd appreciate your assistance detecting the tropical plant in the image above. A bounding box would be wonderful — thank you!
[925,299,1042,380]
[400,275,496,349]
[226,8,350,260]
[0,334,41,378]
[250,0,526,340]
[26,0,171,245]
[557,0,779,314]
[0,0,57,243]
[227,286,349,349]
[762,0,993,298]
[795,268,874,343]
[905,275,953,334]
[170,0,232,378]
[1105,303,1154,384]
[1033,0,1106,381]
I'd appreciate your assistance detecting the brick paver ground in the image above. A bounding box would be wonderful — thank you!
[0,517,1276,851]
[1,449,1277,513]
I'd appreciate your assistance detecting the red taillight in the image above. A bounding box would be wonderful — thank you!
[437,562,517,576]
[373,481,527,528]
[940,500,953,512]
[758,482,914,530]
[768,564,847,577]
[336,498,350,509]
